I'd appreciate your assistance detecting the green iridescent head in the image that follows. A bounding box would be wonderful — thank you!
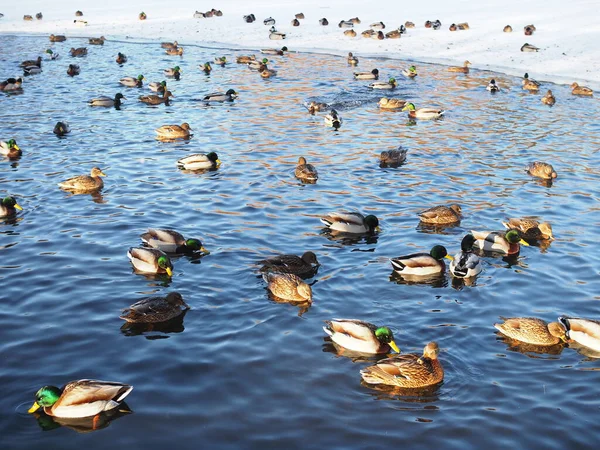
[430,245,449,260]
[375,326,400,353]
[402,102,416,111]
[461,234,476,251]
[28,385,61,412]
[6,139,19,148]
[173,66,181,72]
[364,214,380,232]
[505,230,522,244]
[157,255,173,276]
[262,58,268,64]
[2,196,22,210]
[137,74,144,80]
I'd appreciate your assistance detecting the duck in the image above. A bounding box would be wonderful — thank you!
[161,40,178,49]
[164,66,181,79]
[349,17,361,24]
[0,139,21,158]
[201,62,212,74]
[127,247,173,276]
[120,75,145,88]
[243,14,256,23]
[448,60,471,73]
[88,93,125,107]
[319,18,329,26]
[372,31,385,40]
[470,229,529,255]
[260,68,277,78]
[74,19,88,27]
[176,152,220,171]
[521,43,539,52]
[541,90,556,105]
[67,64,80,77]
[487,79,500,92]
[295,13,305,19]
[405,21,415,28]
[360,342,443,388]
[263,272,312,303]
[385,29,401,39]
[449,23,457,31]
[259,251,320,276]
[432,20,442,30]
[418,204,461,224]
[139,91,174,105]
[291,18,300,26]
[263,17,275,26]
[75,10,83,16]
[69,47,87,57]
[323,319,400,354]
[116,52,127,64]
[203,89,237,102]
[166,47,184,56]
[344,29,357,37]
[458,22,470,30]
[261,46,288,55]
[23,65,42,76]
[49,34,67,42]
[53,122,70,136]
[324,109,342,128]
[149,81,167,93]
[58,167,106,192]
[248,58,269,70]
[378,98,407,110]
[402,103,444,119]
[449,234,482,278]
[402,66,417,77]
[0,77,23,91]
[339,20,354,28]
[354,69,379,80]
[45,49,59,60]
[0,196,23,217]
[89,36,105,45]
[501,218,553,240]
[571,82,593,96]
[214,56,227,66]
[503,25,513,32]
[28,380,133,418]
[306,101,328,114]
[527,161,557,180]
[495,317,566,346]
[20,56,42,68]
[120,292,189,323]
[23,15,33,21]
[294,156,318,182]
[558,317,600,352]
[140,228,208,255]
[524,24,536,35]
[369,78,397,89]
[269,30,286,40]
[390,245,452,276]
[155,123,191,139]
[320,212,379,234]
[236,55,256,64]
[522,73,540,91]
[347,52,359,65]
[380,148,407,166]
[370,21,385,30]
[139,12,147,20]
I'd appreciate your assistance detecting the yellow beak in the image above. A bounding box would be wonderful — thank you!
[14,203,23,211]
[519,239,530,246]
[166,267,173,277]
[389,340,400,353]
[28,402,41,413]
[375,226,381,232]
[445,254,454,261]
[99,171,107,177]
[13,144,20,151]
[200,246,210,255]
[216,159,222,166]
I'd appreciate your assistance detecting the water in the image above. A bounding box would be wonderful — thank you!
[2,35,600,449]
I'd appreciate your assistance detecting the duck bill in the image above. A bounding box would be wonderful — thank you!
[216,159,222,166]
[99,171,107,177]
[13,144,20,151]
[375,226,381,232]
[166,267,173,277]
[200,246,211,255]
[519,239,530,246]
[28,402,41,413]
[14,203,23,211]
[445,255,454,261]
[389,340,400,353]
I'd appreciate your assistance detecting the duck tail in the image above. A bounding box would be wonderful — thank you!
[323,322,334,336]
[390,258,405,271]
[320,217,333,227]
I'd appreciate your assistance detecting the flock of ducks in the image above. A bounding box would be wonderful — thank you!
[1,9,598,426]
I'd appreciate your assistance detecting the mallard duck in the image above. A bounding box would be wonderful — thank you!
[419,204,461,224]
[88,93,125,107]
[120,75,145,87]
[402,66,417,77]
[527,161,557,179]
[347,52,359,65]
[214,56,227,66]
[571,82,593,96]
[295,156,318,182]
[524,24,536,34]
[23,65,42,75]
[116,52,127,64]
[378,98,407,110]
[120,292,189,323]
[558,317,600,352]
[402,103,444,119]
[390,245,452,276]
[502,218,553,240]
[67,64,80,77]
[45,49,59,60]
[306,101,328,114]
[432,20,442,30]
[69,47,87,57]
[49,34,67,42]
[23,15,33,21]
[263,272,312,303]
[203,89,237,102]
[354,69,379,80]
[139,91,174,105]
[458,22,469,30]
[495,317,566,346]
[448,60,471,73]
[370,21,385,30]
[20,56,42,68]
[236,55,256,64]
[405,21,415,28]
[139,12,147,20]
[471,229,529,255]
[58,167,105,192]
[259,251,319,276]
[349,17,361,24]
[243,14,256,23]
[263,17,275,26]
[161,40,178,49]
[449,23,457,31]
[487,79,500,92]
[0,139,21,158]
[291,18,300,26]
[0,77,23,91]
[269,31,286,40]
[74,19,88,27]
[541,90,556,105]
[89,36,105,45]
[385,29,401,39]
[127,247,173,276]
[261,46,288,56]
[149,81,167,93]
[201,62,212,74]
[166,47,184,56]
[176,152,220,171]
[521,43,539,52]
[260,68,277,78]
[449,234,482,278]
[522,73,540,91]
[28,380,133,418]
[53,122,70,136]
[323,319,400,354]
[380,148,407,166]
[164,66,181,80]
[324,109,342,128]
[295,12,305,19]
[370,78,397,89]
[75,10,83,16]
[248,58,269,70]
[503,25,513,32]
[361,342,443,388]
[155,123,191,139]
[319,18,329,26]
[141,228,208,255]
[320,212,379,234]
[0,196,23,217]
[344,29,357,37]
[339,20,354,28]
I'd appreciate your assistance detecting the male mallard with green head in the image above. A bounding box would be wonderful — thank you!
[390,245,452,276]
[0,196,23,217]
[320,212,379,234]
[471,229,529,255]
[176,152,220,171]
[0,139,21,158]
[120,74,145,87]
[323,319,400,354]
[140,228,208,255]
[127,247,173,276]
[558,317,600,352]
[449,234,482,278]
[402,103,444,119]
[88,93,125,107]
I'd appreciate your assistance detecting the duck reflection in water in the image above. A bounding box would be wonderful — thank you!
[32,403,132,433]
[495,334,565,357]
[360,381,442,403]
[389,271,448,288]
[321,340,392,363]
